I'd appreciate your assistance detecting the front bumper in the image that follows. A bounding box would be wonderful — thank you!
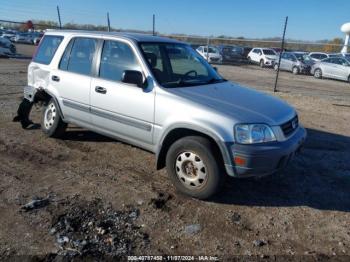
[224,126,307,177]
[265,60,276,66]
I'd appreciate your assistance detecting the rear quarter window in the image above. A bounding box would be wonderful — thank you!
[33,35,63,65]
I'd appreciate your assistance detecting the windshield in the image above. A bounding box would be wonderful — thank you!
[263,49,276,55]
[203,46,218,53]
[294,53,312,62]
[140,42,225,88]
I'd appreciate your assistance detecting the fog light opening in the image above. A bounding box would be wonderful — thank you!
[234,156,246,166]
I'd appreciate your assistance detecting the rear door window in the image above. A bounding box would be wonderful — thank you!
[33,35,63,64]
[59,37,98,76]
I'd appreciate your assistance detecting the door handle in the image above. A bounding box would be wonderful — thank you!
[51,75,60,82]
[95,86,107,94]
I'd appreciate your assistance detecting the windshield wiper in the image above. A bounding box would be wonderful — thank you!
[205,78,227,84]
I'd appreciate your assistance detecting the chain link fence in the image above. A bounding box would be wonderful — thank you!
[0,20,343,65]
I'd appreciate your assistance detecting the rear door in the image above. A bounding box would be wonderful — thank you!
[279,53,289,70]
[90,38,155,145]
[332,58,349,80]
[321,58,335,78]
[50,37,99,124]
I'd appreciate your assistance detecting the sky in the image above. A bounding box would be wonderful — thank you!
[0,0,349,41]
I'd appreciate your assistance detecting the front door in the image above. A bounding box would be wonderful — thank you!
[90,39,155,145]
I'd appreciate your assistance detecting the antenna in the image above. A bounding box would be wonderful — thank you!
[341,23,350,54]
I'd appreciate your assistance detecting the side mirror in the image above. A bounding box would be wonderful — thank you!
[213,67,218,72]
[122,70,144,88]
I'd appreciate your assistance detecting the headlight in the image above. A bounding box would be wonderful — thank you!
[235,124,276,144]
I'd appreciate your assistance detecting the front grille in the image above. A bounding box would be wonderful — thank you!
[281,115,299,137]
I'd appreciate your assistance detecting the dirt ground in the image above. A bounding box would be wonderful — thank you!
[0,44,350,260]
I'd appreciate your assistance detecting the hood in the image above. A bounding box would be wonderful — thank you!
[167,81,295,125]
[208,53,221,58]
[265,55,277,60]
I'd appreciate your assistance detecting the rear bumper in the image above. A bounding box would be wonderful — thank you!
[224,126,307,177]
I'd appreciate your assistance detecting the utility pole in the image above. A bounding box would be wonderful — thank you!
[56,6,62,29]
[107,12,111,32]
[274,16,288,92]
[152,14,155,36]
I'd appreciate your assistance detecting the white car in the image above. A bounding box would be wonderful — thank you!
[196,46,222,63]
[247,48,278,67]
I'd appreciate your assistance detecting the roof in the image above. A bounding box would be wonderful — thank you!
[45,30,183,44]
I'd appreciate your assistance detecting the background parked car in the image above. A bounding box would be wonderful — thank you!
[247,48,278,67]
[0,37,16,55]
[275,52,314,74]
[14,33,34,44]
[196,45,222,63]
[311,57,350,83]
[1,30,17,41]
[217,45,244,63]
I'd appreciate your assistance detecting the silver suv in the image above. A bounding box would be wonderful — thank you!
[21,30,306,199]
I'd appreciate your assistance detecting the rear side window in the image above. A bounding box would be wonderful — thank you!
[33,35,63,64]
[59,37,98,76]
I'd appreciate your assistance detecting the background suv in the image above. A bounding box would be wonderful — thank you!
[196,45,222,63]
[20,31,306,199]
[247,48,278,67]
[217,45,244,63]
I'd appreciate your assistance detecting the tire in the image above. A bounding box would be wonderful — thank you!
[274,63,279,71]
[260,59,265,68]
[314,68,322,79]
[165,136,224,199]
[348,76,350,84]
[292,66,299,75]
[41,98,67,138]
[247,56,251,63]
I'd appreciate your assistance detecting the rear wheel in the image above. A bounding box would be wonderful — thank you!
[260,59,265,68]
[314,68,322,79]
[166,136,224,199]
[41,98,67,138]
[292,66,299,75]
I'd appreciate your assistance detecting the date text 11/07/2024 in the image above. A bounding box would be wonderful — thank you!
[127,255,219,261]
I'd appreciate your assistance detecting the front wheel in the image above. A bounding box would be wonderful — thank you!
[314,68,322,79]
[292,66,299,75]
[166,136,224,199]
[260,59,265,68]
[41,98,67,138]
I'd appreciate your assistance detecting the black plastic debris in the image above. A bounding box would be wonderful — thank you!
[21,197,51,212]
[50,199,148,258]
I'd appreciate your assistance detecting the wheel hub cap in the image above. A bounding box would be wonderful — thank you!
[175,151,207,188]
[44,103,56,129]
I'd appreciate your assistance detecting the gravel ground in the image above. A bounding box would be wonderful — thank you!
[0,45,350,260]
